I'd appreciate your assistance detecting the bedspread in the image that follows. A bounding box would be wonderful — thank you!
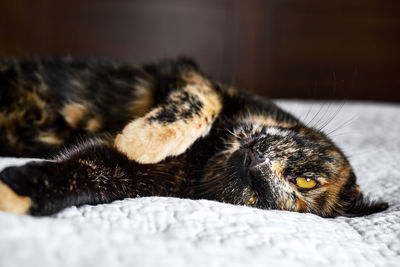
[0,101,399,267]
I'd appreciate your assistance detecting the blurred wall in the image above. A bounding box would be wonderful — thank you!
[0,0,399,101]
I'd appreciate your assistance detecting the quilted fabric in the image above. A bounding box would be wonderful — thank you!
[0,101,399,267]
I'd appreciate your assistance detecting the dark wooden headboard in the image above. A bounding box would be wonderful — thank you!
[1,0,399,101]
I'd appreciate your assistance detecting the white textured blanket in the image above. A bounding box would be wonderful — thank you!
[0,101,399,267]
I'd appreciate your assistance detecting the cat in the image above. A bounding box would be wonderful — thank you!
[0,57,388,217]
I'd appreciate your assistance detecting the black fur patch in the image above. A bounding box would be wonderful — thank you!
[147,91,203,124]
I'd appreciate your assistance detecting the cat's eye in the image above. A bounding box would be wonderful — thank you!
[246,196,257,206]
[295,177,317,189]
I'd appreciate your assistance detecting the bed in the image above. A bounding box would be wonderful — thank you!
[0,100,399,267]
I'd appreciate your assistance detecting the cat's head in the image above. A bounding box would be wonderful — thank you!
[200,116,388,218]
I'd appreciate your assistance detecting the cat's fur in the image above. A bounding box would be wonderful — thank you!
[0,57,388,217]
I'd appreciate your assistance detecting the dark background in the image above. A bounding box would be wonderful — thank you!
[0,0,399,101]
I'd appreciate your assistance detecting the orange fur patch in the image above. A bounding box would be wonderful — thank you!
[130,79,155,117]
[227,87,239,97]
[181,71,212,87]
[62,103,87,128]
[37,131,63,145]
[85,118,102,132]
[0,181,32,214]
[296,198,308,212]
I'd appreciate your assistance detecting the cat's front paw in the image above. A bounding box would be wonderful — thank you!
[114,79,222,164]
[0,167,32,214]
[114,117,194,163]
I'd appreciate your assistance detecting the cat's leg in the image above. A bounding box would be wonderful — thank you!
[114,72,223,163]
[0,141,187,215]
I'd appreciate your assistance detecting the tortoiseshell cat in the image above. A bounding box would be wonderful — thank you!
[0,57,388,217]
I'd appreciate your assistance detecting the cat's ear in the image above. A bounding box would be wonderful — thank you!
[342,191,388,217]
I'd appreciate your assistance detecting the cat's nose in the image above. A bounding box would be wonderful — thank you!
[243,148,266,168]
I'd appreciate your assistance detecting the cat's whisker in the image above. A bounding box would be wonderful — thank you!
[302,102,315,124]
[328,131,361,138]
[317,102,346,133]
[305,102,326,128]
[325,114,359,137]
[312,102,332,130]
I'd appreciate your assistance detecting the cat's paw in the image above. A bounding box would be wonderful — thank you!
[0,167,32,214]
[114,81,222,164]
[114,116,209,164]
[0,162,49,214]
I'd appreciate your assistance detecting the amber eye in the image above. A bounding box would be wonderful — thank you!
[246,196,257,206]
[295,177,317,189]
